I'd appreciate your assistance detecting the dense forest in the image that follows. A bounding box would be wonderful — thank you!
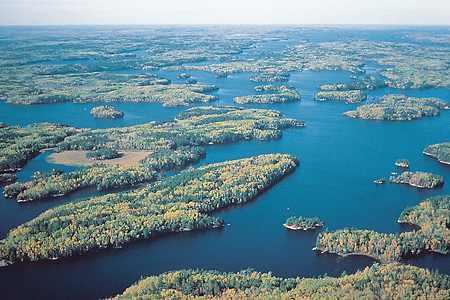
[0,154,299,263]
[108,263,450,299]
[390,171,444,189]
[424,142,450,165]
[316,195,450,263]
[343,94,450,120]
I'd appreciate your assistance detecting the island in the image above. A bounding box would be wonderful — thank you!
[108,264,450,299]
[343,94,450,120]
[318,76,389,91]
[284,216,323,230]
[314,90,367,103]
[0,154,299,263]
[90,105,124,119]
[395,158,410,168]
[424,142,450,165]
[315,195,450,264]
[390,171,444,189]
[177,73,191,79]
[234,85,301,104]
[250,72,290,82]
[185,78,197,84]
[3,106,305,202]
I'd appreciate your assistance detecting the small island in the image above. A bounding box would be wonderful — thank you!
[395,158,410,168]
[284,216,324,230]
[234,85,301,104]
[314,90,367,104]
[343,94,450,121]
[390,171,444,189]
[185,78,197,84]
[177,73,191,79]
[90,105,124,119]
[423,142,450,165]
[250,72,290,82]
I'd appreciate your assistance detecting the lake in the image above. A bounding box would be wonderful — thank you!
[0,25,450,299]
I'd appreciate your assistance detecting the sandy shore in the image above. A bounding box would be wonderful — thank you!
[46,150,152,167]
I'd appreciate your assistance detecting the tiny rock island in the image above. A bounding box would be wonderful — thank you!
[390,171,444,189]
[374,177,386,185]
[284,216,324,230]
[90,105,124,119]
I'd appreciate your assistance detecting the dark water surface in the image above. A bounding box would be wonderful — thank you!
[0,26,450,299]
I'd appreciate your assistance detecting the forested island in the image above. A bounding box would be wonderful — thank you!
[390,171,444,189]
[314,90,367,103]
[315,195,450,263]
[0,154,299,263]
[343,94,450,120]
[424,142,450,164]
[250,72,290,82]
[318,76,389,91]
[234,85,301,104]
[3,107,305,202]
[90,105,124,119]
[284,216,323,230]
[108,264,450,299]
[395,158,410,168]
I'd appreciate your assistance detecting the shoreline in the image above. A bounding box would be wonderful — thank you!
[283,223,322,231]
[423,151,450,165]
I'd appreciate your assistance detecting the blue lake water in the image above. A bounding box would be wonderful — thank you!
[0,26,450,299]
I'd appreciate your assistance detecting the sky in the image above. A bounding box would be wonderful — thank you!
[0,0,449,26]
